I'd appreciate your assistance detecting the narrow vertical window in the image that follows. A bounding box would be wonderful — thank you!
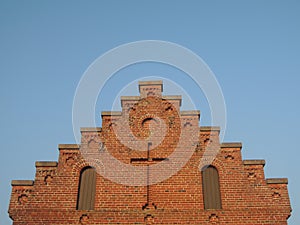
[77,167,96,210]
[202,166,222,209]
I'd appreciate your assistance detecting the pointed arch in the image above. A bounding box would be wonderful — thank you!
[202,165,222,209]
[77,166,96,210]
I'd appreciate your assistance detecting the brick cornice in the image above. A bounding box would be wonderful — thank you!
[138,80,163,91]
[163,95,182,106]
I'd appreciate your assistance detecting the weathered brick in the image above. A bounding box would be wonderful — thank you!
[8,80,291,224]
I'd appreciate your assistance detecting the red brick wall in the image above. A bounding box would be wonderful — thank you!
[9,81,291,224]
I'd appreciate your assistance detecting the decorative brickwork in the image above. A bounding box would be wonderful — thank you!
[9,81,291,224]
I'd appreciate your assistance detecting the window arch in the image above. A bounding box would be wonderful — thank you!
[202,166,222,209]
[77,167,96,210]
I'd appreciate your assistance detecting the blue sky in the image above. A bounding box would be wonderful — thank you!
[0,1,299,224]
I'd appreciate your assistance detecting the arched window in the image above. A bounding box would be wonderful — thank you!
[77,167,96,210]
[202,166,222,209]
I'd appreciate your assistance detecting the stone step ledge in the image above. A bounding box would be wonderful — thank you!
[35,161,58,167]
[58,144,80,150]
[11,180,34,186]
[266,178,288,184]
[221,142,242,148]
[200,126,221,132]
[80,127,102,132]
[101,111,122,116]
[243,159,266,166]
[180,110,200,116]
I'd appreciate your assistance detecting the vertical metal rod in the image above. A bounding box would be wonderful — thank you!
[146,142,151,205]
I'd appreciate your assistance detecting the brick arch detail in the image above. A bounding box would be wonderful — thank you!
[72,158,104,176]
[199,157,225,175]
[210,157,225,177]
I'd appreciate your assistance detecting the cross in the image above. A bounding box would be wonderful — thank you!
[130,142,168,210]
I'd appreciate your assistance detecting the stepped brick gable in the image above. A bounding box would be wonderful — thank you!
[9,81,291,224]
